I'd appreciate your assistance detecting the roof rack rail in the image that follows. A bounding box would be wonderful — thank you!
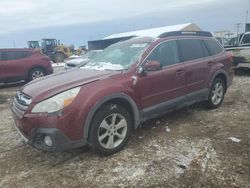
[158,31,213,38]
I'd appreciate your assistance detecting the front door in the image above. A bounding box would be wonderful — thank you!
[136,40,186,117]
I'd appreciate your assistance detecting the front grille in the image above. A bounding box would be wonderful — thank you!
[12,92,31,118]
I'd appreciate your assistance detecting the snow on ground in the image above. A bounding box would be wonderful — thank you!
[52,63,65,67]
[0,68,250,187]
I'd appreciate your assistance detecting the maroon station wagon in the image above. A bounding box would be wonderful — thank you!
[11,31,234,156]
[0,48,53,84]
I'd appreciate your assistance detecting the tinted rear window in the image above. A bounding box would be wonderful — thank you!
[178,39,205,62]
[203,39,223,56]
[241,34,250,44]
[0,51,32,61]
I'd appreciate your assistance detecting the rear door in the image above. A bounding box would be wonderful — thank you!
[178,38,210,95]
[137,39,186,111]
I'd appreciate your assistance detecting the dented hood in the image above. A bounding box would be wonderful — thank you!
[21,69,118,102]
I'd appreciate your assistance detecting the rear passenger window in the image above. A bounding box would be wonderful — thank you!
[203,39,223,56]
[1,51,32,61]
[179,39,204,62]
[147,40,179,67]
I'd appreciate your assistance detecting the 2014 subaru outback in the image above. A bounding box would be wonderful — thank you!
[11,31,234,156]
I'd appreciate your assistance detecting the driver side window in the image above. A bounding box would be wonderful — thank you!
[146,40,179,67]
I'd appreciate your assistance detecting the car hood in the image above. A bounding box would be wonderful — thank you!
[21,69,119,102]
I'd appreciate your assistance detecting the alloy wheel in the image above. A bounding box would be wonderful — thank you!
[32,70,44,80]
[98,113,128,149]
[211,82,224,105]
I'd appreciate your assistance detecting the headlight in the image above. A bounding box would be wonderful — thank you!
[31,87,80,113]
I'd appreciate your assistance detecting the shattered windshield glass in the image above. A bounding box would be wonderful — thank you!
[81,42,150,71]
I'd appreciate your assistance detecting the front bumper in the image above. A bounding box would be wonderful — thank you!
[11,109,87,152]
[30,128,86,151]
[13,116,86,151]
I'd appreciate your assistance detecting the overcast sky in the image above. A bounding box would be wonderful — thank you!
[0,0,249,48]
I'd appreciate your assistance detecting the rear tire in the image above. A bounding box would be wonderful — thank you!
[89,103,132,156]
[206,78,226,109]
[28,68,45,81]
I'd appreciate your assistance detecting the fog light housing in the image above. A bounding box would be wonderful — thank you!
[44,135,53,147]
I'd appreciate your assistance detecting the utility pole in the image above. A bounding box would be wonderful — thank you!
[246,10,249,24]
[246,10,249,32]
[235,23,242,36]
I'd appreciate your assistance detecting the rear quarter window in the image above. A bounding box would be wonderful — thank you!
[1,51,32,61]
[203,39,223,56]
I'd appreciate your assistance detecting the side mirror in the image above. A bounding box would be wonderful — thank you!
[144,60,161,71]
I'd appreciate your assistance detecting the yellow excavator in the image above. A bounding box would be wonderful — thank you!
[41,39,73,62]
[27,39,73,62]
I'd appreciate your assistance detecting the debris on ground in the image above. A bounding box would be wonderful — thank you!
[165,126,171,133]
[228,137,241,143]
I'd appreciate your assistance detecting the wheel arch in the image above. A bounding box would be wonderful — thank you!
[83,93,140,141]
[27,66,46,81]
[209,70,229,91]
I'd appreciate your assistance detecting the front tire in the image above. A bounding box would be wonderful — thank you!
[89,103,132,156]
[207,78,226,109]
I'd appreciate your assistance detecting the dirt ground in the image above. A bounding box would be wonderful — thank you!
[0,68,250,188]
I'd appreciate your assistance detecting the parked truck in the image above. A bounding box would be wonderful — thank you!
[225,32,250,68]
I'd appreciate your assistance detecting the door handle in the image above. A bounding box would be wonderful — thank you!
[176,69,185,76]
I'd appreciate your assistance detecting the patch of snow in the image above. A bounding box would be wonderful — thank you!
[165,126,171,133]
[174,140,220,173]
[69,55,80,58]
[81,62,124,71]
[67,58,88,64]
[111,165,146,182]
[228,137,241,143]
[52,63,65,67]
